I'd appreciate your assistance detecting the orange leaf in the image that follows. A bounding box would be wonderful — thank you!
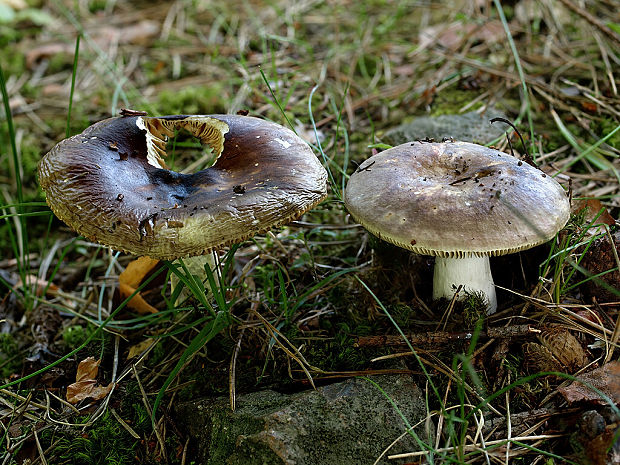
[119,256,160,288]
[119,257,160,314]
[119,282,158,314]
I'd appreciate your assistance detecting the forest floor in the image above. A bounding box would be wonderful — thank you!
[0,0,619,463]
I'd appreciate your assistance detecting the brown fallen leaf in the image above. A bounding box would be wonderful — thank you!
[127,338,157,360]
[14,274,59,297]
[572,198,616,234]
[418,20,504,52]
[119,256,160,314]
[26,20,160,69]
[66,357,113,404]
[558,361,620,405]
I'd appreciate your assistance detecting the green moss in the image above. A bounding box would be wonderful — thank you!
[430,88,484,116]
[594,117,620,149]
[41,406,155,465]
[461,291,487,329]
[62,325,93,349]
[87,0,107,13]
[0,47,24,76]
[47,52,74,74]
[153,85,227,115]
[0,333,21,379]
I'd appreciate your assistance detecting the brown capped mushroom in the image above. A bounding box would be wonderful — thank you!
[38,113,327,267]
[345,141,570,313]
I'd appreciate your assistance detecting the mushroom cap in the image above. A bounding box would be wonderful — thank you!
[344,141,570,258]
[38,114,328,260]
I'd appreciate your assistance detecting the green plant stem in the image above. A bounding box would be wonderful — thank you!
[259,66,296,133]
[66,34,81,138]
[0,64,21,206]
[309,85,339,196]
[493,0,535,158]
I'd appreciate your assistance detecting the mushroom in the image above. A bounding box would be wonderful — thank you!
[38,113,328,294]
[344,141,570,313]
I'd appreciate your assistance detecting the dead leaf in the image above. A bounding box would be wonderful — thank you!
[26,20,160,69]
[127,338,157,360]
[25,43,72,69]
[558,361,620,405]
[119,256,160,314]
[66,357,113,404]
[95,20,160,47]
[14,274,58,297]
[572,198,616,234]
[120,256,159,288]
[418,20,504,52]
[119,282,158,314]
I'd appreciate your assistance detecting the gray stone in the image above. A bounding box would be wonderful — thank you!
[384,110,507,146]
[176,374,431,465]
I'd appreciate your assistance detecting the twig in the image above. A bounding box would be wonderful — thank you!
[132,364,166,458]
[355,324,545,348]
[33,429,48,465]
[229,329,244,411]
[388,434,565,459]
[556,0,620,47]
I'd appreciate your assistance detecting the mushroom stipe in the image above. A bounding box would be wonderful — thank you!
[38,114,328,260]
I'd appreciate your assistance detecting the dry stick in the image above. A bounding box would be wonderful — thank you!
[229,329,245,411]
[372,351,503,416]
[434,377,452,453]
[110,407,140,439]
[132,364,166,458]
[181,437,190,465]
[355,324,545,348]
[592,32,618,96]
[388,434,565,460]
[504,372,512,465]
[471,408,492,465]
[556,0,620,47]
[33,429,48,465]
[604,226,620,363]
[437,285,463,332]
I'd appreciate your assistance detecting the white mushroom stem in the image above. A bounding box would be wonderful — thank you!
[432,256,497,314]
[171,253,219,303]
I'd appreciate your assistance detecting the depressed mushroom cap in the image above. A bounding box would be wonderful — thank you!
[38,114,328,260]
[345,141,570,258]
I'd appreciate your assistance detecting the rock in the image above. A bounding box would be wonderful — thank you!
[384,110,507,146]
[176,374,431,464]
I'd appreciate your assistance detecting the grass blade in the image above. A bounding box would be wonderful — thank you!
[66,34,81,138]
